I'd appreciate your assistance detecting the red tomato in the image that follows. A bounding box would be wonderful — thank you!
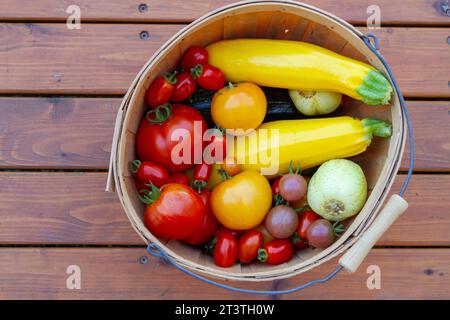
[210,132,227,161]
[215,226,242,240]
[257,239,294,265]
[181,46,209,71]
[191,64,225,91]
[214,233,238,268]
[291,232,309,249]
[192,162,212,191]
[203,129,227,163]
[135,179,151,195]
[297,210,321,240]
[271,177,282,195]
[130,160,169,188]
[238,230,264,264]
[136,104,207,172]
[167,172,190,185]
[171,72,197,102]
[143,183,205,239]
[146,72,177,108]
[183,190,219,245]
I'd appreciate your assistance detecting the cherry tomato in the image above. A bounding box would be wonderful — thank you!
[271,177,281,195]
[203,128,227,163]
[171,72,197,102]
[271,176,287,206]
[130,160,169,188]
[265,205,299,239]
[142,183,205,240]
[191,64,225,91]
[297,210,321,240]
[205,226,242,255]
[220,156,241,177]
[135,179,151,195]
[211,82,267,132]
[183,190,219,245]
[136,103,207,172]
[214,233,238,268]
[146,72,177,108]
[192,162,212,191]
[238,230,264,264]
[255,224,274,244]
[180,46,209,71]
[279,173,307,202]
[215,226,242,240]
[306,219,335,248]
[257,239,294,265]
[167,172,190,185]
[291,232,309,249]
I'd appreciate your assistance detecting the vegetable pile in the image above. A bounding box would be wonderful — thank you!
[131,40,394,268]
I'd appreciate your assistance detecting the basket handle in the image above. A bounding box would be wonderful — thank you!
[336,34,414,273]
[146,242,343,295]
[339,194,408,273]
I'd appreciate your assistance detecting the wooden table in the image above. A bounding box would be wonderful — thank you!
[0,0,449,300]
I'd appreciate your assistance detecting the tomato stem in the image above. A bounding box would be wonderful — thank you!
[332,221,346,237]
[129,160,141,174]
[190,64,203,79]
[294,204,310,212]
[257,248,268,263]
[291,231,302,245]
[273,193,288,206]
[192,180,207,193]
[288,160,302,175]
[218,168,232,181]
[146,103,172,124]
[213,124,226,136]
[163,70,178,85]
[205,237,218,255]
[138,182,161,204]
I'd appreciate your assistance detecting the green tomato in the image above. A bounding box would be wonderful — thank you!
[289,90,342,116]
[307,159,367,221]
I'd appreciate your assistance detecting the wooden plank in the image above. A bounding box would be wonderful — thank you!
[1,98,448,171]
[367,27,450,98]
[0,172,142,245]
[0,24,449,96]
[0,23,182,95]
[0,97,118,169]
[0,0,449,25]
[0,172,448,246]
[0,247,447,299]
[402,101,450,172]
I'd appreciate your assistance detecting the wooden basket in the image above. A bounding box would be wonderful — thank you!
[106,0,408,282]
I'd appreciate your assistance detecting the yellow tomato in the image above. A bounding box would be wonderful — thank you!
[254,224,274,244]
[220,156,241,177]
[211,171,272,230]
[211,82,267,134]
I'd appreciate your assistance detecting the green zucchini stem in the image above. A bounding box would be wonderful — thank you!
[362,118,393,139]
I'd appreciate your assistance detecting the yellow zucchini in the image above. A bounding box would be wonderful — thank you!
[229,117,392,175]
[206,39,393,106]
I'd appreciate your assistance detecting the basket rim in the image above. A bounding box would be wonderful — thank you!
[110,0,407,281]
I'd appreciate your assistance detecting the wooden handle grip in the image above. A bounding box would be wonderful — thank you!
[339,194,408,273]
